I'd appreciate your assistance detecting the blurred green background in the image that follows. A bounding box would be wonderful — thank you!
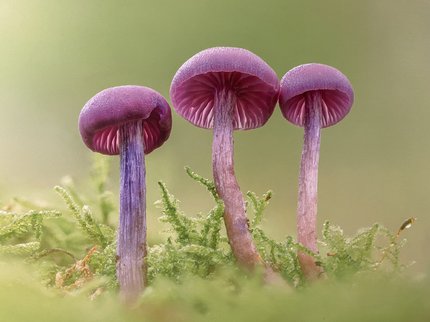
[0,0,429,273]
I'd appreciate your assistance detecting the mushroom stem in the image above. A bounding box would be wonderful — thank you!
[297,91,323,279]
[212,89,262,269]
[118,120,147,303]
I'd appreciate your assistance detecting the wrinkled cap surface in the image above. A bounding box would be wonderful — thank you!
[279,63,354,128]
[170,47,279,130]
[79,86,172,155]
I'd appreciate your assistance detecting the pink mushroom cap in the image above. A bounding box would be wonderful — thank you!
[170,47,279,129]
[79,85,172,155]
[279,63,354,128]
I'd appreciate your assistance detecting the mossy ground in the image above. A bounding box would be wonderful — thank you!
[0,156,428,322]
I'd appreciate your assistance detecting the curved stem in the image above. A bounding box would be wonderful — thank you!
[118,120,146,303]
[297,91,323,279]
[212,90,262,269]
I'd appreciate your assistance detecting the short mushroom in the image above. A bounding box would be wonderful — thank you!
[79,85,172,302]
[170,47,279,270]
[279,63,354,279]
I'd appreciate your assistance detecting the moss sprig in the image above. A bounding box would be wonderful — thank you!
[54,186,113,247]
[0,210,60,244]
[318,220,405,278]
[148,169,232,282]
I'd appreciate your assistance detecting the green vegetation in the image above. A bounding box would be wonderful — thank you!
[0,156,427,321]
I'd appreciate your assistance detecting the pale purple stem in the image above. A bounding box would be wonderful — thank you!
[117,120,147,303]
[212,90,262,269]
[297,91,323,279]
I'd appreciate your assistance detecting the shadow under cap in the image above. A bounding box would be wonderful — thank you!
[170,47,280,130]
[279,63,354,128]
[79,85,172,155]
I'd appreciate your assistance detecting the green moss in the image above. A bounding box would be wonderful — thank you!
[0,155,423,321]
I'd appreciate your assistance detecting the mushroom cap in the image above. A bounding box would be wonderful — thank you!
[170,47,279,130]
[279,63,354,128]
[79,85,172,155]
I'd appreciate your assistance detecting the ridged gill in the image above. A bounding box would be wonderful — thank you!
[173,72,278,129]
[282,90,351,128]
[92,116,161,155]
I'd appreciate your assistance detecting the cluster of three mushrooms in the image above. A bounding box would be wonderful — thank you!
[78,47,353,301]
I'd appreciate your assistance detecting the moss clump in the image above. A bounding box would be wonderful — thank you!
[0,155,411,296]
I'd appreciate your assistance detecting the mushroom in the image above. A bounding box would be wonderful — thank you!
[279,63,354,279]
[78,85,172,302]
[170,47,279,270]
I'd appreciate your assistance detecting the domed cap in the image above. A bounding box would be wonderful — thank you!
[79,86,172,155]
[170,47,279,130]
[279,63,354,128]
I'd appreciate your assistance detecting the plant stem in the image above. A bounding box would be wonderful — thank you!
[212,89,262,269]
[297,91,323,279]
[118,120,147,303]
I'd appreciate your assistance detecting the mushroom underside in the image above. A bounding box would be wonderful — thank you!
[92,114,163,155]
[282,90,350,127]
[172,71,278,129]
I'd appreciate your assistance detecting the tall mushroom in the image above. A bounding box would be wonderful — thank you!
[279,63,354,279]
[79,85,172,302]
[170,47,279,270]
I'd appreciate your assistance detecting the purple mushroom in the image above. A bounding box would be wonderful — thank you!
[279,63,354,279]
[79,85,172,301]
[170,47,279,270]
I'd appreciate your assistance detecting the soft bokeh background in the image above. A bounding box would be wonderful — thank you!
[0,0,429,272]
